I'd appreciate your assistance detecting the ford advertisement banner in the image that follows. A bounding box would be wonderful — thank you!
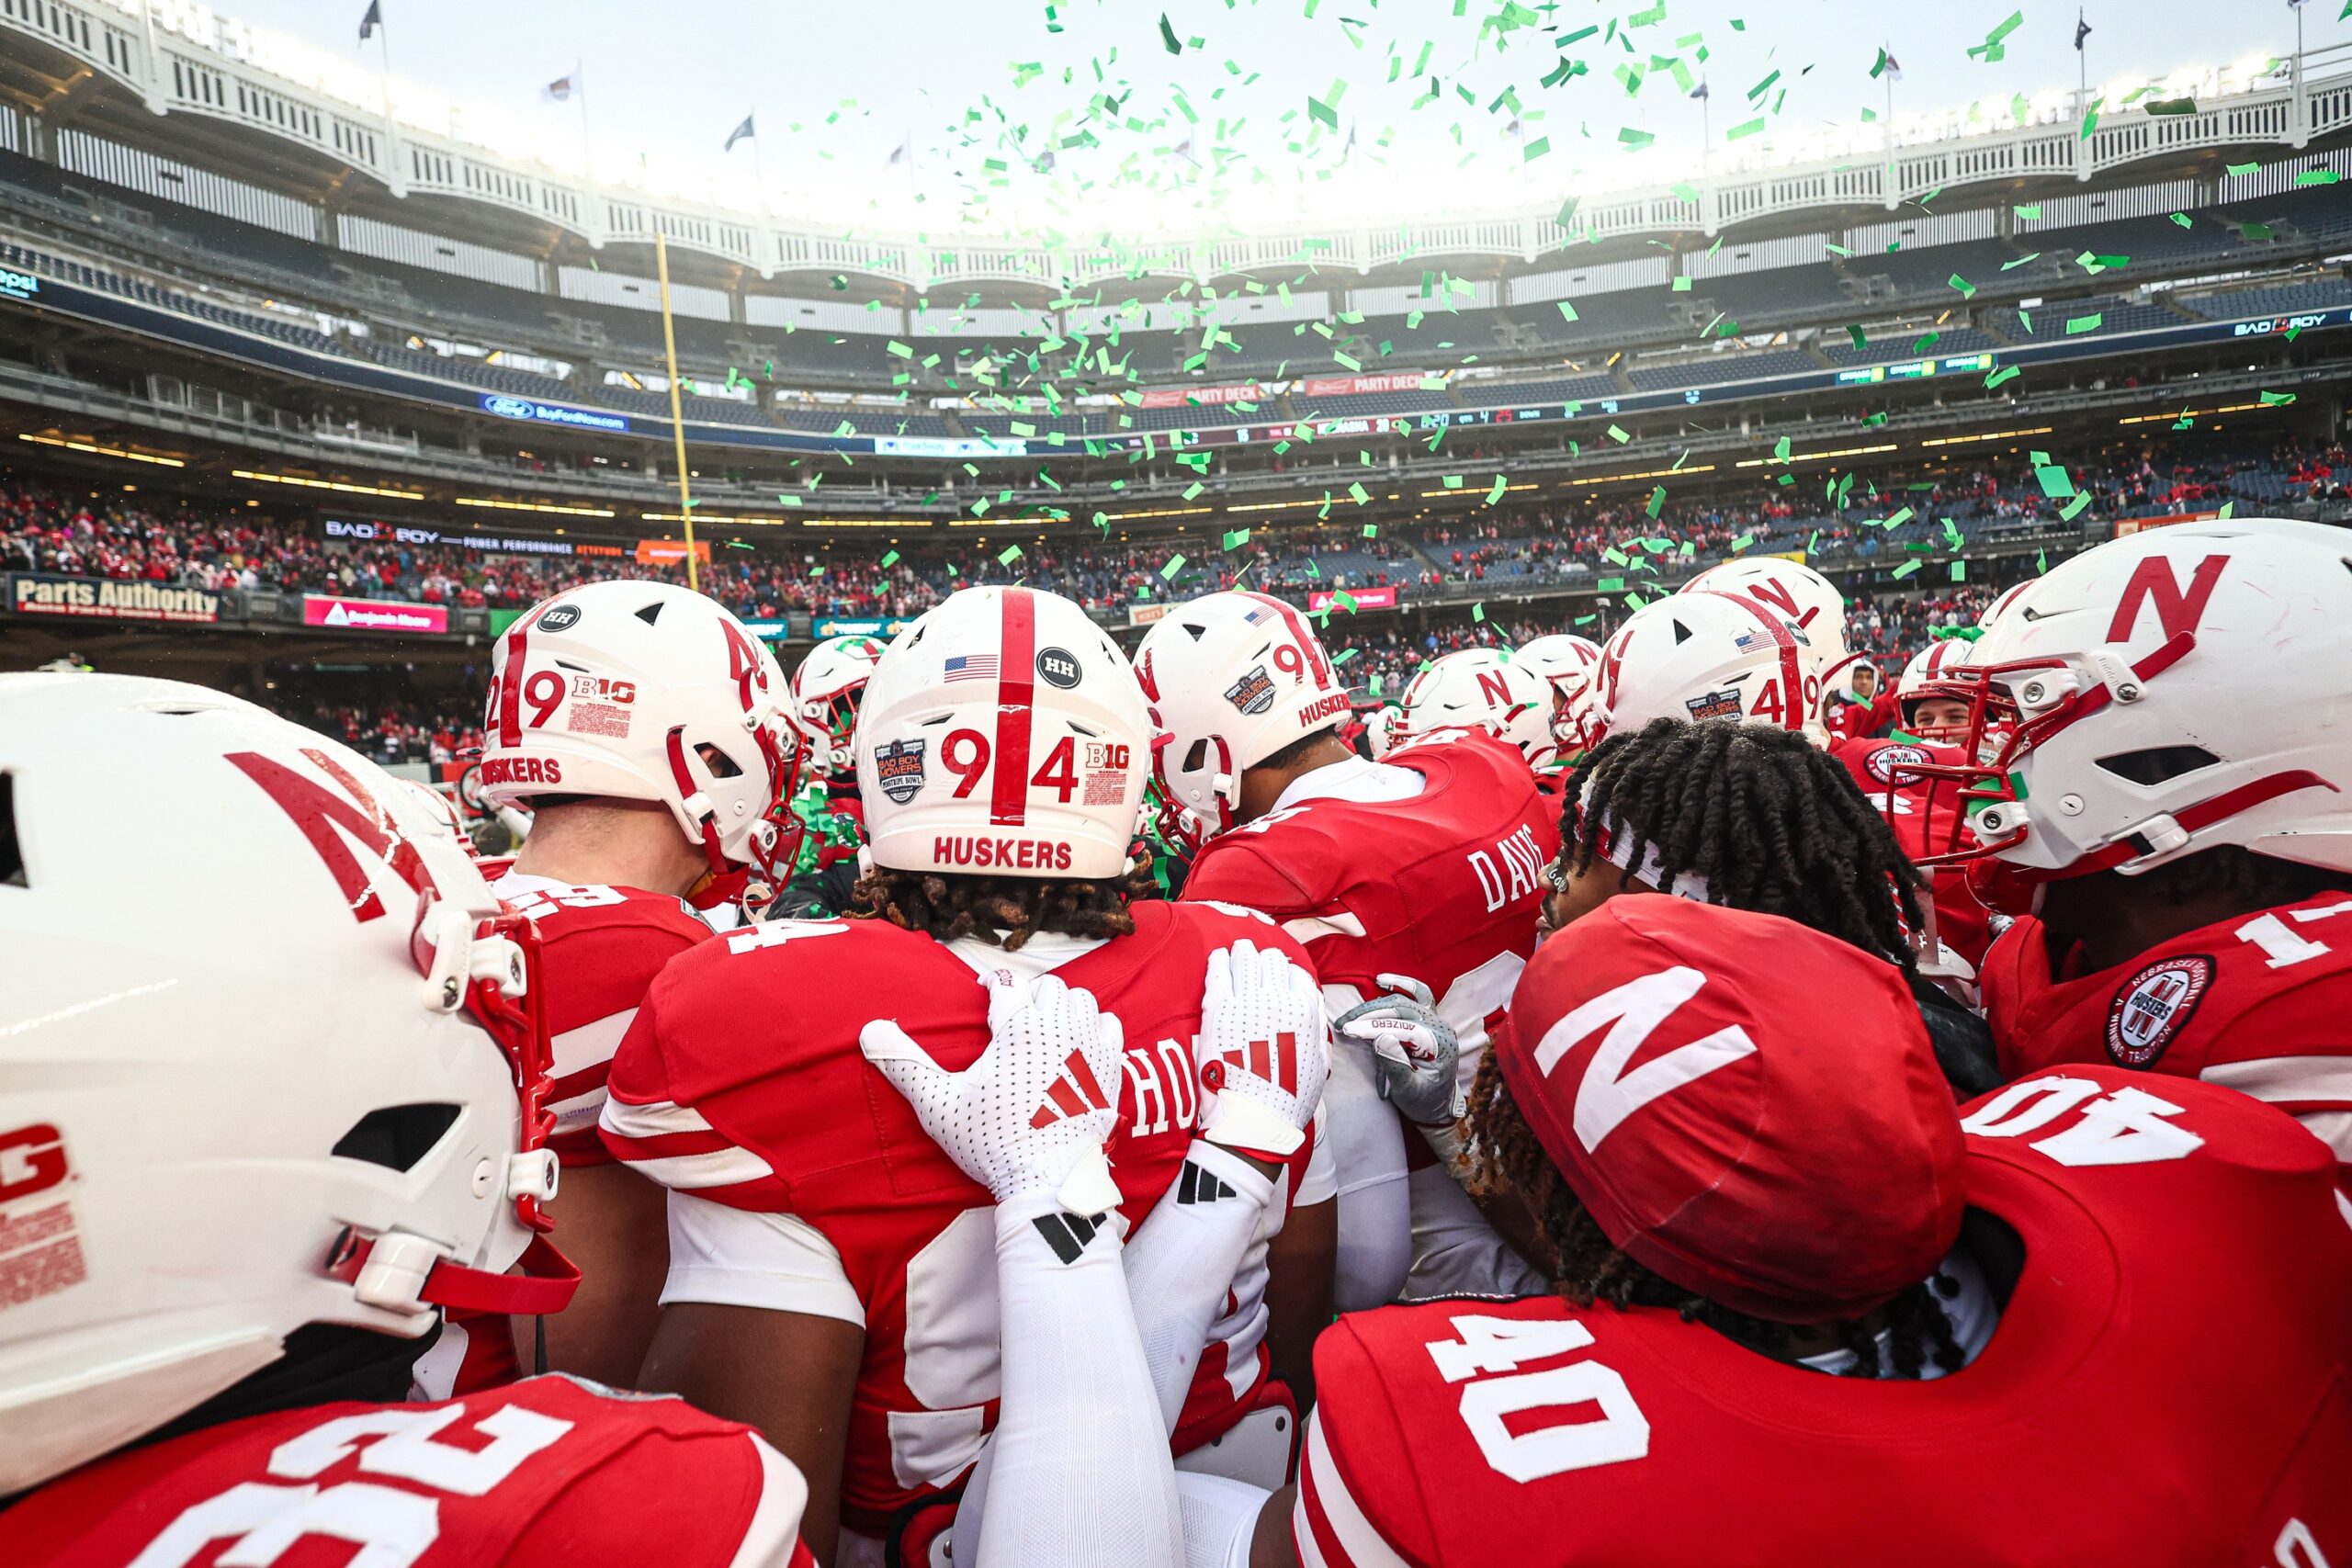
[477,393,630,434]
[1306,586,1400,612]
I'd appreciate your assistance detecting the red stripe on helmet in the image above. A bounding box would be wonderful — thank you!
[496,616,533,747]
[991,588,1037,828]
[1712,592,1808,732]
[1242,591,1334,693]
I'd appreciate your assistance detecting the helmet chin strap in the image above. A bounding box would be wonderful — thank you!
[328,1230,580,1319]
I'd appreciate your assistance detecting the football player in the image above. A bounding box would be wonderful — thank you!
[599,586,1336,1566]
[1921,519,2352,1180]
[1136,592,1560,1310]
[1595,590,1822,739]
[1513,633,1604,773]
[0,673,814,1567]
[1545,718,1998,1096]
[1396,649,1553,764]
[1682,556,1860,737]
[778,633,888,917]
[466,581,803,1393]
[1256,898,2352,1565]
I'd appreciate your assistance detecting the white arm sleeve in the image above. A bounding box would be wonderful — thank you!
[1322,1039,1411,1312]
[659,1190,865,1325]
[1119,1140,1279,1433]
[967,1191,1182,1568]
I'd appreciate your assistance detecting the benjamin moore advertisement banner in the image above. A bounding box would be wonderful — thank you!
[301,594,450,634]
[8,573,221,624]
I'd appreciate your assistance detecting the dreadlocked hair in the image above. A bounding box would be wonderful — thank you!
[849,861,1157,952]
[1464,1050,1966,1379]
[1561,718,1925,974]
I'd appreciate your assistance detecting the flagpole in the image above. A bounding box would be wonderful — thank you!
[574,60,592,185]
[654,230,701,592]
[2076,9,2088,129]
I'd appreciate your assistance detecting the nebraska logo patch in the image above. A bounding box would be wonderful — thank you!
[2105,954,2215,1066]
[1867,743,1931,784]
[1685,688,1743,722]
[874,738,928,805]
[1225,665,1276,716]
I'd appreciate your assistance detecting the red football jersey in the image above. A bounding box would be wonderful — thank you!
[599,901,1317,1540]
[1294,1066,2352,1567]
[492,873,714,1168]
[1830,736,1993,971]
[3,1376,813,1568]
[1823,685,1897,746]
[1984,892,2352,1178]
[1182,730,1560,1070]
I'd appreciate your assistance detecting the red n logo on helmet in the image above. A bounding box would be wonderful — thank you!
[229,749,438,923]
[1746,579,1818,629]
[1476,670,1514,708]
[2106,555,2229,645]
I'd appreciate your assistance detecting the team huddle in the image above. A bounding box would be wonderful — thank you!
[3,515,2348,1566]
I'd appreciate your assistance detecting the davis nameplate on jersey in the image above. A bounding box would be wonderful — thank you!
[1686,688,1743,721]
[875,739,927,804]
[1226,665,1277,716]
[2106,953,2215,1066]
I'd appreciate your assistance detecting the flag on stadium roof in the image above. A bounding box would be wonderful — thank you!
[724,114,756,153]
[356,1,381,42]
[542,72,578,104]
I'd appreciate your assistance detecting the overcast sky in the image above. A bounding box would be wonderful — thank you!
[196,0,2344,237]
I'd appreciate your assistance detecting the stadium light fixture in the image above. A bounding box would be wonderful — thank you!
[1101,506,1216,521]
[1917,427,2056,447]
[2116,402,2271,425]
[232,469,424,500]
[1561,465,1720,487]
[1730,444,1898,469]
[1419,483,1544,498]
[17,434,186,468]
[454,496,616,518]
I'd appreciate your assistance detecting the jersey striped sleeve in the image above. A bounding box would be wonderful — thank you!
[1294,1407,1416,1568]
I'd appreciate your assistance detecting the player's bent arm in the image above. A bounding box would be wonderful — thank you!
[637,1302,861,1567]
[1265,1196,1336,1415]
[1254,1486,1305,1568]
[518,1424,818,1568]
[530,1159,673,1387]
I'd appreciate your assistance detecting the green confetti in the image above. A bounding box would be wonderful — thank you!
[2242,221,2275,243]
[1485,475,1509,504]
[2170,212,2193,228]
[2144,96,2196,116]
[1725,118,1765,141]
[1948,274,1977,299]
[1607,424,1631,444]
[1646,486,1667,517]
[1222,528,1251,549]
[1159,12,1182,53]
[1846,324,1867,351]
[880,550,900,569]
[1951,560,1967,581]
[2013,203,2041,220]
[2059,493,2091,521]
[1891,560,1921,580]
[1617,127,1656,149]
[2064,313,2104,335]
[1556,300,1580,322]
[2220,501,2236,520]
[2224,161,2259,175]
[2035,465,2075,499]
[2296,169,2342,186]
[2260,390,2299,406]
[1160,555,1187,580]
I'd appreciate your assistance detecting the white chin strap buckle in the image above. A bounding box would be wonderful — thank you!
[507,1149,560,1205]
[419,903,527,1013]
[350,1231,448,1315]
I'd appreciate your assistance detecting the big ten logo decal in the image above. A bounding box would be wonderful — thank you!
[1468,824,1547,914]
[0,1122,85,1311]
[1125,1036,1202,1136]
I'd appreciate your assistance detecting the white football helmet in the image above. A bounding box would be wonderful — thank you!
[1516,634,1605,759]
[1895,638,1976,743]
[1366,703,1409,761]
[1682,557,1856,707]
[791,633,888,777]
[1914,519,2352,909]
[0,674,572,1495]
[1135,591,1355,851]
[1399,648,1552,762]
[394,776,469,844]
[478,581,802,908]
[857,586,1148,879]
[1597,591,1822,740]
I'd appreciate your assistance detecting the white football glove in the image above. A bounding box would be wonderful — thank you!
[1197,940,1330,1162]
[1334,974,1463,1129]
[860,972,1125,1213]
